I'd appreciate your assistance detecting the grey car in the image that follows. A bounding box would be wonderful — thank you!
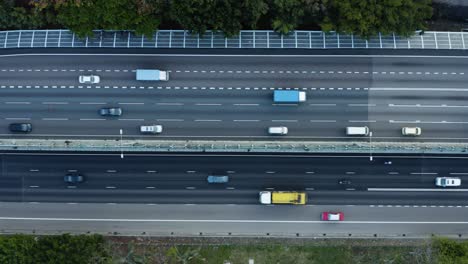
[64,174,85,184]
[207,175,229,183]
[99,107,122,116]
[9,123,32,133]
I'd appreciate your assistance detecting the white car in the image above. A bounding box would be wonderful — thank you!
[402,127,421,136]
[268,126,288,135]
[435,177,461,187]
[140,125,163,134]
[79,75,100,84]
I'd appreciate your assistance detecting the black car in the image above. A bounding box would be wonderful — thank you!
[9,123,32,133]
[64,174,85,184]
[338,179,352,185]
[99,107,122,116]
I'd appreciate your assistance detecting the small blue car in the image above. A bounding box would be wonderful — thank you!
[207,175,229,183]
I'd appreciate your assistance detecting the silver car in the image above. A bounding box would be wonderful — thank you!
[79,75,100,84]
[140,125,163,134]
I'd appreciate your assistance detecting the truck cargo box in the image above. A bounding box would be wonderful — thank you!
[136,69,169,81]
[273,90,306,103]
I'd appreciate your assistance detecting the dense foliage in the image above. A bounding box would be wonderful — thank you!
[0,234,109,264]
[0,0,433,38]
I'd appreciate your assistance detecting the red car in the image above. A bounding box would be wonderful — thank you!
[321,212,344,221]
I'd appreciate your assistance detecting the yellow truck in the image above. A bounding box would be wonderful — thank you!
[259,191,307,205]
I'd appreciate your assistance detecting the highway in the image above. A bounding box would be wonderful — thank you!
[1,203,467,238]
[0,52,468,141]
[1,152,468,205]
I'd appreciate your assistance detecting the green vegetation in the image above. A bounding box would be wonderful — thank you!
[0,234,109,264]
[1,235,468,263]
[321,0,433,38]
[0,0,432,38]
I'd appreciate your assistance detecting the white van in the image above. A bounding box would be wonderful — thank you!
[435,177,461,187]
[140,125,163,134]
[346,126,369,136]
[268,126,288,135]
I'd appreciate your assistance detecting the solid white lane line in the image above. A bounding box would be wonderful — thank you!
[42,118,68,121]
[79,102,106,105]
[42,102,68,105]
[310,120,336,123]
[272,119,297,122]
[233,103,259,106]
[3,216,468,224]
[156,119,184,122]
[389,103,468,108]
[118,102,145,105]
[194,119,221,122]
[369,188,468,192]
[5,102,30,104]
[348,120,376,123]
[373,88,468,92]
[118,118,144,121]
[156,103,183,106]
[390,120,468,124]
[309,103,337,106]
[410,172,438,175]
[5,117,31,120]
[196,103,222,106]
[349,104,376,107]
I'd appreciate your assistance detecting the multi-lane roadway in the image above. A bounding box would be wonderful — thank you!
[0,52,468,141]
[1,152,467,205]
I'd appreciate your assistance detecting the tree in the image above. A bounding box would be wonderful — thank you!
[270,0,306,34]
[321,0,432,38]
[169,0,268,37]
[53,0,161,37]
[166,246,203,264]
[0,1,45,30]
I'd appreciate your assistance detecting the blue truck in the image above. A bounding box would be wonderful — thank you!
[136,69,169,81]
[273,90,307,103]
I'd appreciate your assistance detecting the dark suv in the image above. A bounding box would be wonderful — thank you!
[9,123,32,133]
[99,107,122,116]
[64,174,85,184]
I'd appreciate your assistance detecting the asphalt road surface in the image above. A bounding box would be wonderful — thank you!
[1,203,467,238]
[0,52,468,141]
[1,152,468,205]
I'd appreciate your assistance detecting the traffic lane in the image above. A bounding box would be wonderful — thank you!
[2,202,468,222]
[2,53,468,75]
[9,154,468,178]
[0,119,464,141]
[16,170,463,191]
[15,188,468,205]
[1,203,467,237]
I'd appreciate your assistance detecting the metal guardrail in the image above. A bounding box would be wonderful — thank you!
[0,29,467,49]
[2,139,467,154]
